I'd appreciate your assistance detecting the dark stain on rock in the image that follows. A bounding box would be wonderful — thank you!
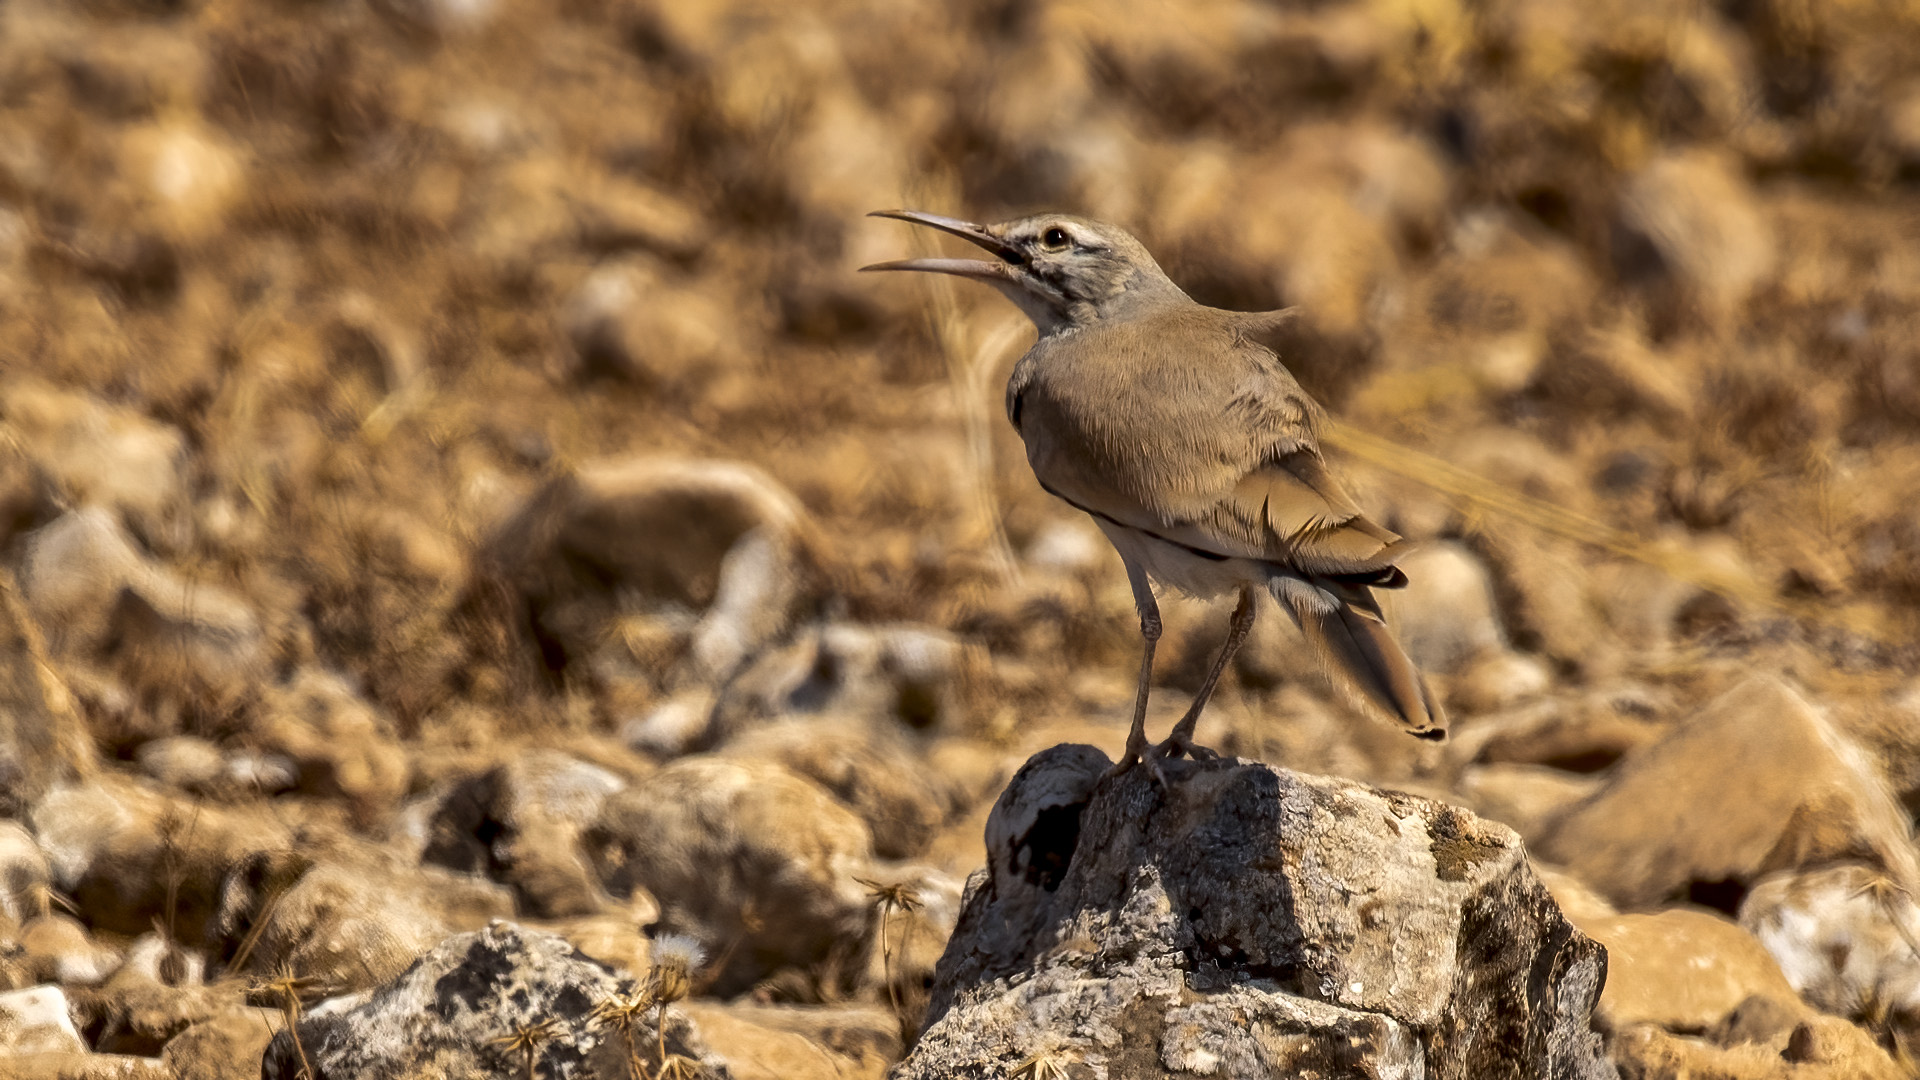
[433,937,514,1016]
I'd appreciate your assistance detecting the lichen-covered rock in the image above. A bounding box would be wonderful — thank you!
[897,745,1614,1080]
[260,921,729,1080]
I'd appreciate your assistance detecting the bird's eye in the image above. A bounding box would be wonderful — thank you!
[1040,226,1070,251]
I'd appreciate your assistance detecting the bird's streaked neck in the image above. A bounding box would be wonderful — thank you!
[1002,266,1191,338]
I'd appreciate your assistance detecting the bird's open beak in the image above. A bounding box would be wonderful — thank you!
[860,210,1021,280]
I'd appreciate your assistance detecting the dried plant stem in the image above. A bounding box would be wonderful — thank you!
[905,211,1024,586]
[1321,420,1890,641]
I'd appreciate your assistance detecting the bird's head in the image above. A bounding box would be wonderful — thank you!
[862,211,1187,334]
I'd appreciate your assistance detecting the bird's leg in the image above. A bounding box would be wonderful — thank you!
[1154,586,1257,764]
[1104,563,1161,780]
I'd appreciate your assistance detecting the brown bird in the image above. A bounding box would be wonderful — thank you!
[864,211,1445,778]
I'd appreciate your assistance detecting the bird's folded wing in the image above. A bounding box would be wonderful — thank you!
[1136,448,1411,576]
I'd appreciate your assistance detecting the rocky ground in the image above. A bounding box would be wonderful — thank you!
[3,0,1920,1077]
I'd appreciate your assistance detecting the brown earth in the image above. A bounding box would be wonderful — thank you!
[3,0,1920,1076]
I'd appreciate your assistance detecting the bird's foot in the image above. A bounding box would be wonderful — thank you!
[1145,731,1218,774]
[1100,735,1151,782]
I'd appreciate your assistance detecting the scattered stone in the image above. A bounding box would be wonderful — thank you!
[132,736,224,791]
[0,823,53,924]
[1740,862,1920,1061]
[20,917,124,987]
[0,381,189,546]
[405,749,627,917]
[899,745,1614,1079]
[0,574,94,816]
[1458,763,1604,844]
[231,836,514,993]
[158,1008,284,1080]
[1579,909,1803,1033]
[253,668,408,817]
[1448,687,1669,774]
[1541,675,1920,909]
[721,717,963,859]
[18,509,265,717]
[30,776,290,942]
[259,921,726,1080]
[562,260,735,386]
[0,1052,171,1079]
[1390,541,1510,674]
[679,1001,899,1080]
[0,985,86,1055]
[1450,649,1553,715]
[1610,1013,1905,1079]
[477,456,814,689]
[710,622,968,747]
[584,757,873,995]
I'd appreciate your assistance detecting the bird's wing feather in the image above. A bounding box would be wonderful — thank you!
[1018,307,1406,576]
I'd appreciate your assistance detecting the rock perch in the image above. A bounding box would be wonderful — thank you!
[898,745,1615,1079]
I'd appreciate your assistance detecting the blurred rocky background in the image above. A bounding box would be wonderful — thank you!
[2,0,1920,1075]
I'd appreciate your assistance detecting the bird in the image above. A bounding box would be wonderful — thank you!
[863,210,1446,780]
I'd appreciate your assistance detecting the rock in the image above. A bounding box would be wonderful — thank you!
[19,917,121,987]
[0,823,53,924]
[132,736,224,791]
[898,745,1614,1080]
[158,1007,284,1080]
[113,931,203,989]
[1618,150,1775,322]
[0,1053,170,1079]
[117,120,245,246]
[711,623,968,743]
[406,749,627,917]
[583,757,873,995]
[1533,865,1620,925]
[678,1001,898,1080]
[1578,909,1803,1033]
[562,260,736,386]
[1740,862,1920,1060]
[0,381,189,546]
[475,457,814,690]
[229,836,514,994]
[1390,541,1511,674]
[0,573,94,816]
[1610,1014,1905,1079]
[18,510,265,717]
[1449,689,1669,774]
[721,717,963,859]
[0,985,86,1055]
[1450,650,1553,715]
[1540,675,1920,910]
[1458,763,1604,844]
[75,966,230,1056]
[260,921,726,1080]
[30,776,290,942]
[252,669,408,817]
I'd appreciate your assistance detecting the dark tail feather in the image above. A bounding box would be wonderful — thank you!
[1275,578,1447,739]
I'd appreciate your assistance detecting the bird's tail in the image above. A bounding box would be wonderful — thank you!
[1270,574,1447,740]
